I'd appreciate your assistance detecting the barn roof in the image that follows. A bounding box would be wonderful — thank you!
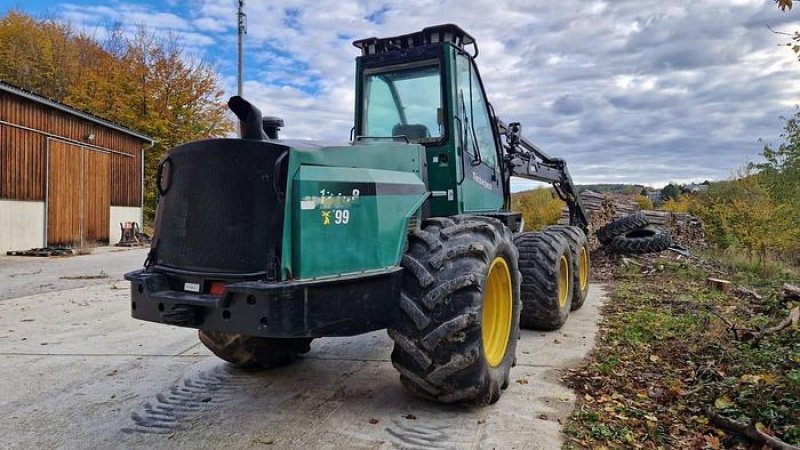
[0,80,154,144]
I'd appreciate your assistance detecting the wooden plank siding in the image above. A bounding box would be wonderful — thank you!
[0,90,145,207]
[47,141,82,245]
[83,149,111,244]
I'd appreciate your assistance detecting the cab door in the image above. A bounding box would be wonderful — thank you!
[454,52,504,213]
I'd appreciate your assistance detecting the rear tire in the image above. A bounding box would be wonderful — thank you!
[514,231,573,330]
[198,331,313,369]
[388,215,521,405]
[545,225,590,311]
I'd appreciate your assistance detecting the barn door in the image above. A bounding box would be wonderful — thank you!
[47,140,110,247]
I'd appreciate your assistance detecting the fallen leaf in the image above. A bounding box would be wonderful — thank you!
[368,418,379,425]
[704,434,720,450]
[714,395,733,410]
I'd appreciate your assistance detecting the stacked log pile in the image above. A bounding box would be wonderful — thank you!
[643,211,707,249]
[557,190,706,250]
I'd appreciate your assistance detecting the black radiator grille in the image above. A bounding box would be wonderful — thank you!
[152,139,288,275]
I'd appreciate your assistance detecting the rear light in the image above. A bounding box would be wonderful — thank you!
[209,281,226,296]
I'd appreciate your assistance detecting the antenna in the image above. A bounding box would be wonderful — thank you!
[237,0,247,96]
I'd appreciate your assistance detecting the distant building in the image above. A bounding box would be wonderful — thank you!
[682,183,710,195]
[646,191,663,203]
[0,81,153,252]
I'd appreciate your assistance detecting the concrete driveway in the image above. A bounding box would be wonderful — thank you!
[0,249,605,449]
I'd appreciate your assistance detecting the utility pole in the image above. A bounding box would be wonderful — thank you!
[237,0,247,97]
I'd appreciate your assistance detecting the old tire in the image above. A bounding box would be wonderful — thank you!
[596,212,649,245]
[608,226,672,254]
[198,331,313,369]
[514,231,573,330]
[544,225,590,311]
[388,215,521,405]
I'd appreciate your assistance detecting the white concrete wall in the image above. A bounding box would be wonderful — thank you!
[0,200,45,253]
[109,206,143,245]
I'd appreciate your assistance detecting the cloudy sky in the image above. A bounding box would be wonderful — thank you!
[6,0,800,189]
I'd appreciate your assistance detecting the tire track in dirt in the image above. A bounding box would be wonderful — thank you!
[121,363,253,434]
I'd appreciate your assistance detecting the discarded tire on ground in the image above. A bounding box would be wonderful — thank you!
[596,212,650,244]
[608,226,672,254]
[514,231,573,330]
[388,215,521,405]
[545,225,590,311]
[199,331,313,369]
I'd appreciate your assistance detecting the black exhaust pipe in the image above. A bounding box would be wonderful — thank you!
[228,96,268,140]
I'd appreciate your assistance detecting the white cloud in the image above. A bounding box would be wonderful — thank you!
[42,0,800,186]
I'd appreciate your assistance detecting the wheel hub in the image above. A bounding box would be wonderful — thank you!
[482,257,513,367]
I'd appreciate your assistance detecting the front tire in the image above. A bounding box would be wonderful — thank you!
[388,215,521,405]
[198,331,313,369]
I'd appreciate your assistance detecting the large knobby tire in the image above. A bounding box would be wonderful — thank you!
[198,331,313,369]
[514,231,573,330]
[608,226,672,254]
[388,215,521,405]
[596,212,650,245]
[544,225,590,311]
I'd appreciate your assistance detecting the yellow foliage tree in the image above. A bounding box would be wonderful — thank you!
[633,195,653,210]
[511,188,565,231]
[691,173,791,262]
[660,194,692,213]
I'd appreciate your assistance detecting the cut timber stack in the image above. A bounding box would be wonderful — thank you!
[558,191,706,250]
[642,211,706,249]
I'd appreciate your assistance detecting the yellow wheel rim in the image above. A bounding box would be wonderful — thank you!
[558,255,570,308]
[482,257,513,367]
[578,246,589,292]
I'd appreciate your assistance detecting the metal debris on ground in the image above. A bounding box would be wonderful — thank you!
[116,222,151,247]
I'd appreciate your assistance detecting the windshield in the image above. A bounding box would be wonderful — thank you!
[362,64,443,143]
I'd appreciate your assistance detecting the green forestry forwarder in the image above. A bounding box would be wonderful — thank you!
[127,24,590,406]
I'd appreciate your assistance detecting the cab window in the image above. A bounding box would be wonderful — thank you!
[455,54,497,167]
[363,64,443,143]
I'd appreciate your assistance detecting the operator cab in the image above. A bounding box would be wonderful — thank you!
[353,24,509,216]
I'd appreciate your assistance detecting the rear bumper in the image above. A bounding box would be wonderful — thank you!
[125,267,403,337]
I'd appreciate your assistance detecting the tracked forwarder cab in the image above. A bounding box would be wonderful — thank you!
[127,24,590,405]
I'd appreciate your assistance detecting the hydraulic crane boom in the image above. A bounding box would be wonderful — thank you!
[496,119,589,232]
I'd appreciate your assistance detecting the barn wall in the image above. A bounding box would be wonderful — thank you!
[0,200,45,252]
[0,91,145,206]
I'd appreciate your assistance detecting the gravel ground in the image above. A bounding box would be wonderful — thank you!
[0,249,606,449]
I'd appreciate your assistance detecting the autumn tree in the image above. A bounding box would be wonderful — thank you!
[633,195,653,210]
[691,171,791,262]
[511,187,565,231]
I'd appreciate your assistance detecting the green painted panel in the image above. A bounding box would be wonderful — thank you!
[291,165,427,279]
[279,141,426,280]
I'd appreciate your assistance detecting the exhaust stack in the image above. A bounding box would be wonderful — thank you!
[228,96,268,140]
